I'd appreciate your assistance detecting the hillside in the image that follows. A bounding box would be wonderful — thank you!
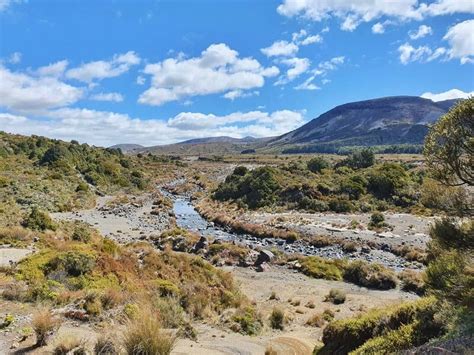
[267,96,457,153]
[108,143,144,152]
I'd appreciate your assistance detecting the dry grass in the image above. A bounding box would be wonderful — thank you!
[122,311,176,355]
[94,335,118,354]
[306,313,325,327]
[53,336,85,355]
[32,308,59,346]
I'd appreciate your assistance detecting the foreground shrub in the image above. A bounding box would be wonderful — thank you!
[53,336,84,355]
[399,270,425,295]
[32,308,59,346]
[123,312,175,355]
[318,297,442,354]
[269,307,285,330]
[307,157,330,173]
[231,306,262,335]
[95,335,118,354]
[343,260,397,290]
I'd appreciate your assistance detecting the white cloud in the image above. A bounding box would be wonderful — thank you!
[136,76,146,85]
[261,40,299,57]
[0,65,84,113]
[223,90,259,100]
[409,25,433,40]
[397,43,447,64]
[421,88,474,101]
[139,43,278,106]
[66,51,140,83]
[443,19,474,64]
[277,0,473,31]
[0,0,23,11]
[90,92,124,102]
[275,57,310,85]
[372,22,385,34]
[301,34,322,45]
[8,52,22,64]
[36,60,69,77]
[316,56,345,73]
[294,76,320,90]
[0,107,305,146]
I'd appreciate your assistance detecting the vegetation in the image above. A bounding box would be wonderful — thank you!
[32,308,59,346]
[325,289,346,304]
[269,307,285,330]
[424,97,473,186]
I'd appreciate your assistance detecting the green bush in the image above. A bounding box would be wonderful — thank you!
[23,207,56,231]
[343,261,397,290]
[367,163,409,199]
[338,149,375,169]
[231,306,262,335]
[45,251,96,277]
[307,157,330,173]
[71,225,92,243]
[328,198,353,213]
[325,289,346,304]
[300,257,344,281]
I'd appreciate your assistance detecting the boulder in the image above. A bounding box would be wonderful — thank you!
[192,236,208,253]
[254,250,275,266]
[256,262,270,272]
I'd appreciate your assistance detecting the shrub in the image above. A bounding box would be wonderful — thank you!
[23,207,56,231]
[328,198,352,213]
[322,309,335,322]
[269,307,285,330]
[307,157,330,173]
[319,297,442,355]
[339,149,375,169]
[122,312,175,355]
[367,163,409,199]
[45,251,96,277]
[300,256,344,281]
[75,182,89,192]
[325,289,346,304]
[343,261,397,290]
[368,211,386,230]
[72,225,92,242]
[231,306,262,335]
[53,336,84,355]
[399,270,425,295]
[32,308,58,346]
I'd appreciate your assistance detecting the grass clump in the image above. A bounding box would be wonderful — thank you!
[300,256,344,281]
[32,308,59,346]
[343,260,397,290]
[231,306,262,335]
[399,269,425,295]
[53,336,85,355]
[325,289,346,304]
[318,297,443,354]
[94,335,118,354]
[269,307,285,330]
[306,313,325,327]
[123,311,175,355]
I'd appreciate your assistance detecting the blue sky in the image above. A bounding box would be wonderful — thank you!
[0,0,473,146]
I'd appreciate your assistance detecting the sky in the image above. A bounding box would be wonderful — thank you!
[0,0,473,147]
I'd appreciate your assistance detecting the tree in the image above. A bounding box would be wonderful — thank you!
[424,97,473,186]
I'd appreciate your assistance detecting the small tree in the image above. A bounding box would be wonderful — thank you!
[424,97,473,186]
[307,157,330,173]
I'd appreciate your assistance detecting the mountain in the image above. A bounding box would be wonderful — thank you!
[267,96,458,152]
[137,136,271,156]
[109,144,144,152]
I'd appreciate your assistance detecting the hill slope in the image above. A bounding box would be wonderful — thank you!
[267,96,457,152]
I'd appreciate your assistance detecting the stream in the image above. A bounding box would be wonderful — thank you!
[170,194,421,271]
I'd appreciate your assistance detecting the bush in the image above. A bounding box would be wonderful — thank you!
[339,149,375,169]
[328,198,353,213]
[75,182,89,192]
[367,163,409,199]
[325,289,346,304]
[368,212,386,230]
[123,312,175,355]
[319,297,442,354]
[343,261,397,290]
[72,225,92,242]
[300,256,344,281]
[45,251,96,277]
[399,270,425,295]
[95,335,118,354]
[23,207,56,231]
[306,313,325,327]
[269,307,285,330]
[53,336,85,355]
[32,308,58,346]
[307,157,330,173]
[231,306,262,335]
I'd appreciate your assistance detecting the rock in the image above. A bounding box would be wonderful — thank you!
[255,250,275,266]
[192,236,208,253]
[10,342,19,349]
[255,262,270,272]
[361,246,371,254]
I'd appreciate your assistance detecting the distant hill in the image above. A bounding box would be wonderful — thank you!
[109,144,144,153]
[266,96,458,153]
[137,136,271,156]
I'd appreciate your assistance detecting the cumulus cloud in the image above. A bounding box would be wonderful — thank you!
[0,107,305,146]
[0,65,84,113]
[277,0,473,31]
[421,88,474,101]
[90,92,124,102]
[138,43,279,106]
[443,19,474,64]
[294,76,320,90]
[222,90,259,100]
[398,43,446,64]
[409,25,433,39]
[66,51,140,83]
[261,40,299,57]
[275,57,310,85]
[372,23,385,34]
[36,60,69,77]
